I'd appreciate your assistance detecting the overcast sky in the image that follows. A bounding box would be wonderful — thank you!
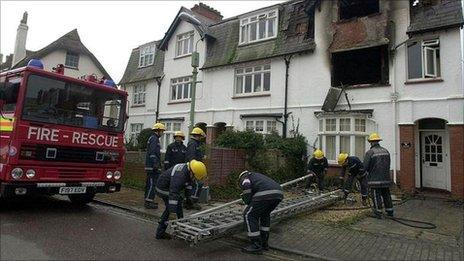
[1,1,283,82]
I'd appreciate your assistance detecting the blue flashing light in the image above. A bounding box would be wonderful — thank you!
[103,79,116,88]
[27,59,44,69]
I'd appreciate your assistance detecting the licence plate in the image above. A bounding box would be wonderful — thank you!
[59,186,86,194]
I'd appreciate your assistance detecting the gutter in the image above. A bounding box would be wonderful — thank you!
[283,55,293,138]
[155,75,164,122]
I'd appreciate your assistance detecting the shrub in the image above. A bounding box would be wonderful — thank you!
[136,128,153,150]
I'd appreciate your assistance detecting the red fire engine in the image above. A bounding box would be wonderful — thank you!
[0,60,127,205]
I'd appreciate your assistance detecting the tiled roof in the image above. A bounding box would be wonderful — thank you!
[202,0,318,69]
[118,40,165,85]
[407,0,464,34]
[12,29,112,80]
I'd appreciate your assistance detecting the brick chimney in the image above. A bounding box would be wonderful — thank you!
[191,2,223,23]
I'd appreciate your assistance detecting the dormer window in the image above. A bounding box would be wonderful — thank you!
[139,44,155,68]
[239,9,278,45]
[176,31,194,57]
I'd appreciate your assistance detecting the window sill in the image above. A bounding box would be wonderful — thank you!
[238,37,277,48]
[404,78,443,85]
[168,100,191,105]
[341,83,390,89]
[65,66,79,70]
[232,93,271,99]
[174,54,192,60]
[131,104,145,108]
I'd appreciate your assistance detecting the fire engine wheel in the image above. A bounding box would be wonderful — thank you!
[68,193,95,206]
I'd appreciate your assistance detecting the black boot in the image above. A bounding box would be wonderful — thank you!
[155,223,170,239]
[260,232,270,251]
[241,236,262,255]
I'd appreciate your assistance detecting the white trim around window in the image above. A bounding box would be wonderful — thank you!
[239,9,278,45]
[65,52,79,68]
[132,84,146,106]
[170,76,192,102]
[176,31,194,58]
[160,121,182,151]
[139,44,156,68]
[244,119,277,134]
[234,64,271,96]
[406,38,441,81]
[318,117,369,163]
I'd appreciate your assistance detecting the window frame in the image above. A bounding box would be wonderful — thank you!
[138,44,155,68]
[132,84,146,106]
[170,76,193,102]
[234,64,271,97]
[130,123,143,145]
[318,117,369,163]
[65,52,79,69]
[160,121,182,151]
[239,9,278,45]
[243,118,278,134]
[176,31,195,58]
[406,38,441,81]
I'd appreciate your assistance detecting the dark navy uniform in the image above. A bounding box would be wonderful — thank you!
[164,141,187,170]
[239,171,283,250]
[155,163,200,238]
[145,134,161,204]
[307,157,328,191]
[186,138,204,162]
[364,143,393,216]
[340,156,368,199]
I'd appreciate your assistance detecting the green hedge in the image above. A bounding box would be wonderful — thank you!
[215,131,308,184]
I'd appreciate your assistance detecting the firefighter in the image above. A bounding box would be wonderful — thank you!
[186,127,206,162]
[154,160,207,239]
[164,131,187,170]
[185,127,206,210]
[144,122,165,209]
[239,171,283,254]
[364,133,393,218]
[338,153,369,206]
[306,149,329,193]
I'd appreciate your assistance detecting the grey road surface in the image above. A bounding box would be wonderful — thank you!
[0,196,288,260]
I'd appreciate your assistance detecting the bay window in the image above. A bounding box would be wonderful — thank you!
[160,121,182,151]
[239,9,278,45]
[244,119,277,134]
[318,117,369,162]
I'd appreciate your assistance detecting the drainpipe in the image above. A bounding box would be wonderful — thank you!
[283,55,293,138]
[155,75,164,122]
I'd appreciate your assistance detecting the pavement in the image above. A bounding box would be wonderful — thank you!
[0,195,294,260]
[96,187,464,261]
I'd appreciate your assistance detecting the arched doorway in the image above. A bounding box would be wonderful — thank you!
[417,118,450,191]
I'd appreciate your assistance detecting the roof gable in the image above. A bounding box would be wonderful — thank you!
[12,29,112,80]
[159,7,216,50]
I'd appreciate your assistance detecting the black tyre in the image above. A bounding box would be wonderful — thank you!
[68,193,95,206]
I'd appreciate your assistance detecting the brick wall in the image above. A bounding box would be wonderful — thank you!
[399,125,416,193]
[206,147,246,186]
[449,125,464,198]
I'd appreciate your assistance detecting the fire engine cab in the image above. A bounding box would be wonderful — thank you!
[0,60,127,205]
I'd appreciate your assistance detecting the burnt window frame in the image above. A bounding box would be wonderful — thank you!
[330,45,390,88]
[338,0,380,21]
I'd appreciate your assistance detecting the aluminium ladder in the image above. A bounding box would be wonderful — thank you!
[166,175,342,245]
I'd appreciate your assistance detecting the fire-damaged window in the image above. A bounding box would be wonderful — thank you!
[331,45,389,87]
[339,0,379,20]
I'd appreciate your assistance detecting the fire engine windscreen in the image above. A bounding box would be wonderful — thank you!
[22,74,125,132]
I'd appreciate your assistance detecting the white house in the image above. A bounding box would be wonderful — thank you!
[1,12,112,81]
[122,0,464,198]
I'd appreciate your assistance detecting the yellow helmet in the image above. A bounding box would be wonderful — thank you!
[191,127,206,137]
[368,133,382,142]
[174,131,185,139]
[189,160,207,181]
[313,149,324,160]
[337,153,349,166]
[152,122,166,131]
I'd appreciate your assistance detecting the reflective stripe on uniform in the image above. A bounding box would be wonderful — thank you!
[248,231,260,237]
[186,186,193,190]
[260,226,270,232]
[156,187,169,195]
[242,189,252,194]
[245,206,253,234]
[253,189,283,198]
[144,167,153,170]
[0,117,14,132]
[372,152,389,157]
[169,200,178,205]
